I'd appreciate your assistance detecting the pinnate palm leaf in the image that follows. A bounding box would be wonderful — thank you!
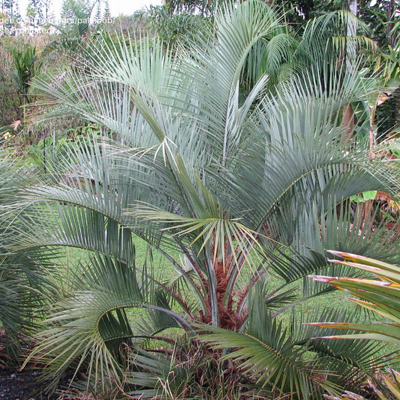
[309,252,400,345]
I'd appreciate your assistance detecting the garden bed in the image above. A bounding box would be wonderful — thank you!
[0,332,73,400]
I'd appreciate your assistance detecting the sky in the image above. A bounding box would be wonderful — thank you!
[107,0,163,16]
[18,0,163,20]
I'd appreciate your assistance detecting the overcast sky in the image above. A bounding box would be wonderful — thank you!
[18,0,163,19]
[107,0,163,16]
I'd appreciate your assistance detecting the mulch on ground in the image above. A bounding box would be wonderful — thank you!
[0,332,73,400]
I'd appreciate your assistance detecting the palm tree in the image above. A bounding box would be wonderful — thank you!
[0,143,56,361]
[3,1,400,398]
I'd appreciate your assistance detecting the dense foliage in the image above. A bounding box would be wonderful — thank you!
[0,0,399,399]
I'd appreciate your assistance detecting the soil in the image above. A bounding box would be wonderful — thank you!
[0,363,76,400]
[0,331,384,400]
[0,332,72,400]
[0,366,53,400]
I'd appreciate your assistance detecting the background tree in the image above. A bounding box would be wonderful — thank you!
[26,0,44,29]
[60,0,99,36]
[92,0,110,21]
[353,0,400,133]
[147,0,216,47]
[103,0,109,17]
[282,0,399,138]
[42,0,54,22]
[1,0,21,35]
[0,38,21,126]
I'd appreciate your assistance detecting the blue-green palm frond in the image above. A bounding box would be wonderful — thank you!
[25,252,184,393]
[200,282,341,399]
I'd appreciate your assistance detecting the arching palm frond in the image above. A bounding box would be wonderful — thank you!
[24,252,185,392]
[200,282,387,399]
[199,283,342,400]
[0,146,57,360]
[212,64,393,239]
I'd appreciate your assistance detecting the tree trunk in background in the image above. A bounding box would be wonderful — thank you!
[385,0,400,127]
[343,0,357,143]
[346,0,357,69]
[395,87,400,126]
[386,0,397,48]
[347,0,376,228]
[348,0,358,13]
[387,0,399,127]
[343,104,356,144]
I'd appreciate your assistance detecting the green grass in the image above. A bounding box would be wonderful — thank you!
[57,234,376,323]
[48,233,398,361]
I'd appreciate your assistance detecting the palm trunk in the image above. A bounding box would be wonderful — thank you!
[394,86,400,127]
[343,104,355,144]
